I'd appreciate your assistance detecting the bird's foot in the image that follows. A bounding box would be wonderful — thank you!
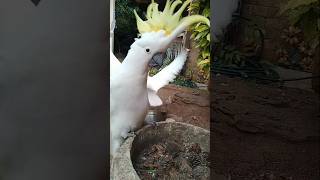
[153,121,158,127]
[148,120,158,128]
[127,131,136,138]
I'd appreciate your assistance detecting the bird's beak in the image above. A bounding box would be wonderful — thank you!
[148,52,166,69]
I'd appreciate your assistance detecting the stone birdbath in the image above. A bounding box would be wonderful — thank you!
[111,121,210,180]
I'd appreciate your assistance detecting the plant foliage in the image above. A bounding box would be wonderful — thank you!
[114,0,141,54]
[215,16,265,68]
[280,0,320,49]
[188,0,211,81]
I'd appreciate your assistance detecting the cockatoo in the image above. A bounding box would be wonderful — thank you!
[110,0,210,155]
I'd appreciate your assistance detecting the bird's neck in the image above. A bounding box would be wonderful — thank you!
[121,46,150,78]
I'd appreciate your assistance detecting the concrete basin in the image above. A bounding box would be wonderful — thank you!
[111,121,210,180]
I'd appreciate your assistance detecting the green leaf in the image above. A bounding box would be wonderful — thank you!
[197,32,205,38]
[206,34,210,41]
[200,38,209,47]
[202,50,210,58]
[190,33,196,39]
[202,7,210,18]
[299,10,319,43]
[197,59,210,66]
[235,54,241,63]
[225,53,233,62]
[195,25,209,32]
[195,22,202,29]
[194,33,203,40]
[279,0,318,14]
[310,36,319,49]
[287,5,312,24]
[188,1,200,12]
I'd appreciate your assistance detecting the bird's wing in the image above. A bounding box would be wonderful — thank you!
[110,50,121,76]
[110,49,187,107]
[147,49,188,93]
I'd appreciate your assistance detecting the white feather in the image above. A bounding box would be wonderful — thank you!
[147,49,188,92]
[110,50,121,76]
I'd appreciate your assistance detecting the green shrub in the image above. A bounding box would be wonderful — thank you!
[189,0,211,81]
[280,0,320,49]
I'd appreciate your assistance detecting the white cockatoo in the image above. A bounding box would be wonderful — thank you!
[110,0,210,155]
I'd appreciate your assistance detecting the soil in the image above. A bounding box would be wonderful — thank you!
[134,142,210,180]
[157,74,320,180]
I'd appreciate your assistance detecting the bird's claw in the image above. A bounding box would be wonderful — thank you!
[149,121,158,127]
[127,131,136,138]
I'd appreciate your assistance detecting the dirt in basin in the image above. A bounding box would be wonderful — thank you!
[133,142,210,180]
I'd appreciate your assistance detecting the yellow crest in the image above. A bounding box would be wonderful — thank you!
[134,0,210,35]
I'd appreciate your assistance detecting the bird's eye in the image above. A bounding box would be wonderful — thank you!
[145,48,151,54]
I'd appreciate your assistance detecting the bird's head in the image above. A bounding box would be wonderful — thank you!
[130,0,210,59]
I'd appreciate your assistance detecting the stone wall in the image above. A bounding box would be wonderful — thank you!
[241,0,289,63]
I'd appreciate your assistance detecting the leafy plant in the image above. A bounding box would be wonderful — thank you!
[278,0,319,72]
[214,16,265,68]
[173,76,197,88]
[218,45,246,66]
[277,26,314,71]
[188,0,211,81]
[280,0,320,49]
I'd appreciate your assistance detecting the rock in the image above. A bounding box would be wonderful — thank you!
[174,93,210,107]
[193,166,210,180]
[176,158,193,174]
[166,114,182,121]
[234,119,265,134]
[165,168,179,179]
[188,143,202,154]
[165,118,176,123]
